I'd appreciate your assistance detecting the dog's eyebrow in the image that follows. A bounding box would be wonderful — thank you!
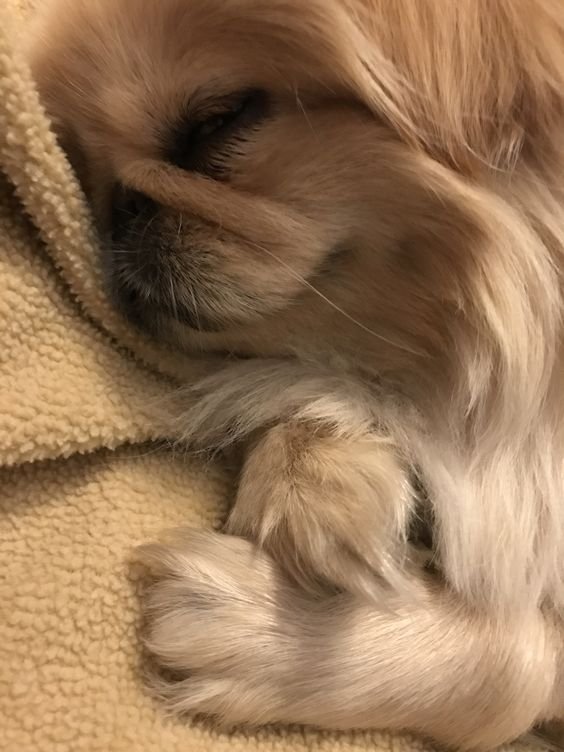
[175,87,225,122]
[156,86,217,150]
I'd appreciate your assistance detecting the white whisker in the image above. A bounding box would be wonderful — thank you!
[246,239,423,357]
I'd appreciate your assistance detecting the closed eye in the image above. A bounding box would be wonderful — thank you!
[168,89,269,175]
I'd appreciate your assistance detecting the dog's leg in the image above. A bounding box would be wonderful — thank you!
[226,421,416,600]
[139,529,558,750]
[170,361,418,597]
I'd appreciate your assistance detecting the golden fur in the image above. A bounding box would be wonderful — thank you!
[28,0,564,747]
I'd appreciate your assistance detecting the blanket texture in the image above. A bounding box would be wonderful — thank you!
[0,1,548,751]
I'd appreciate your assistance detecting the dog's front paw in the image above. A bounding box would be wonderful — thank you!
[227,423,417,601]
[137,530,302,725]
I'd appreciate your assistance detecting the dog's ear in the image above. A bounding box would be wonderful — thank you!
[342,0,564,174]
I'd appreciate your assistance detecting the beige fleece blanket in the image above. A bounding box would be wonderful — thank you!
[0,2,547,751]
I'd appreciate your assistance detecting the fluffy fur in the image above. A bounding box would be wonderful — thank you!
[28,0,564,748]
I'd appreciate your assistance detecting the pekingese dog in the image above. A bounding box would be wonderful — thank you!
[28,0,564,748]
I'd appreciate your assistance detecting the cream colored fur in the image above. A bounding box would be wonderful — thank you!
[27,0,564,748]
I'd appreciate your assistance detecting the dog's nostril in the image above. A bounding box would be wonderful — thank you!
[110,185,156,241]
[123,286,139,307]
[124,191,153,217]
[115,283,151,329]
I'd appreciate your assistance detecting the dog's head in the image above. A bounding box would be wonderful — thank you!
[28,0,564,378]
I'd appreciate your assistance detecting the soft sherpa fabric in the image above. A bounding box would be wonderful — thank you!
[0,2,549,752]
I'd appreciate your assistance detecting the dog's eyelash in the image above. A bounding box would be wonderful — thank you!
[167,89,269,175]
[193,97,250,140]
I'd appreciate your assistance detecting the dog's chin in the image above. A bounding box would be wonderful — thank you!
[110,282,239,337]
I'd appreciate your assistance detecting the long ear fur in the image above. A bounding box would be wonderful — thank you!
[335,1,564,614]
[343,0,564,172]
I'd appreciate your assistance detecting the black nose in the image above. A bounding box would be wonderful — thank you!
[110,185,156,242]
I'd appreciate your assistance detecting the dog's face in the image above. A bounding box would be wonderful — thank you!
[28,0,445,366]
[29,0,559,373]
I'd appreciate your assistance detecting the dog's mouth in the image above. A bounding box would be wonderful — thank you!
[112,282,225,335]
[106,223,353,340]
[102,187,239,334]
[103,181,352,339]
[105,243,241,336]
